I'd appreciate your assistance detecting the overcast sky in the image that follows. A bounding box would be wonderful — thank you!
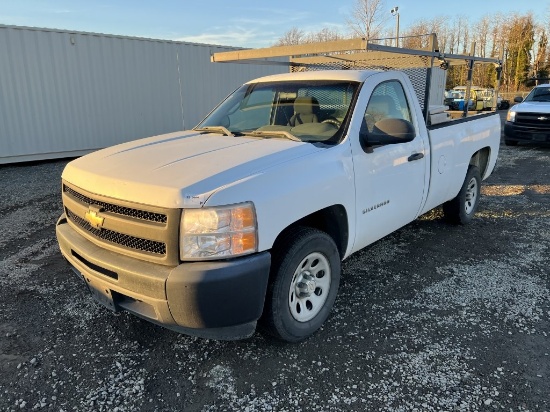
[0,0,543,48]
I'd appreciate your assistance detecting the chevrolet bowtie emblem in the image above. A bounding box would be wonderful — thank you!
[85,206,105,229]
[538,116,548,121]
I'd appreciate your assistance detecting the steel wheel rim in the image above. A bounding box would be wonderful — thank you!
[288,252,331,322]
[464,177,478,214]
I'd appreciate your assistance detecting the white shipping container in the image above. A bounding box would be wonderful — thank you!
[0,25,284,164]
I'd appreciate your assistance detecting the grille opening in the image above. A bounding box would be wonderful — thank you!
[66,208,167,256]
[71,250,119,280]
[63,185,167,224]
[516,113,550,127]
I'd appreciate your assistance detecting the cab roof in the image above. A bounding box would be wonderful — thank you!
[245,70,380,84]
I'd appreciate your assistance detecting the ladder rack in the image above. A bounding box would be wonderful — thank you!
[211,33,503,119]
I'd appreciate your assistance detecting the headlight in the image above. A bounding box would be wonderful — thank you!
[180,202,257,260]
[506,110,516,122]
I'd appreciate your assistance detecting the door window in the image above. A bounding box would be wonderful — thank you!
[362,81,413,134]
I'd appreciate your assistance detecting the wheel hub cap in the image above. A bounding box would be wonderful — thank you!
[465,177,478,214]
[288,252,332,323]
[296,272,316,297]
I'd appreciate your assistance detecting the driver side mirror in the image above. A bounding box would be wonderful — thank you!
[514,96,523,103]
[360,118,416,150]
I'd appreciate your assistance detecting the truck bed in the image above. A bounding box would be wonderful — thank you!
[421,112,501,214]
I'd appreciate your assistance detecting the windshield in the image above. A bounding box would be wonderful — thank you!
[196,80,360,144]
[524,86,550,102]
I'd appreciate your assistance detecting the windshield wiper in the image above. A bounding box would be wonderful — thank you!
[194,126,234,136]
[244,130,302,142]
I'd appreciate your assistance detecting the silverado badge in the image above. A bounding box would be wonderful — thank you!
[85,206,105,229]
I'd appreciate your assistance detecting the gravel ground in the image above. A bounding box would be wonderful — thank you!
[0,112,549,411]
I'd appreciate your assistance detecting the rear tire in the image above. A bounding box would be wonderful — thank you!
[443,165,481,225]
[262,227,341,342]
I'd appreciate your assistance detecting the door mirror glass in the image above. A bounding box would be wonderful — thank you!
[361,118,416,147]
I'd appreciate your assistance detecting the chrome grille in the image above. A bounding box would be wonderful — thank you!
[66,209,166,255]
[64,185,167,223]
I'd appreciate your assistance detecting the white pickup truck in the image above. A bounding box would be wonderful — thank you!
[56,39,501,342]
[504,83,550,146]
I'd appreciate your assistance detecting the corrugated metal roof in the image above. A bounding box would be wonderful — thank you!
[0,23,241,48]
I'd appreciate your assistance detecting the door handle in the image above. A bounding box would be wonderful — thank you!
[408,153,424,162]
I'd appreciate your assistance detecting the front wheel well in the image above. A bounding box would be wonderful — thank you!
[271,205,348,259]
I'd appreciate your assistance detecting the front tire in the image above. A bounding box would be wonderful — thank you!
[262,227,341,342]
[443,165,481,225]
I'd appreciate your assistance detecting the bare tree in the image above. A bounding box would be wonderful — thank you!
[473,15,492,58]
[273,27,342,46]
[305,28,342,43]
[273,27,305,46]
[471,15,493,86]
[401,17,445,50]
[346,0,389,40]
[435,18,451,53]
[270,8,541,93]
[401,20,429,49]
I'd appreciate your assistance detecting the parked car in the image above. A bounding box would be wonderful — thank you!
[498,97,510,110]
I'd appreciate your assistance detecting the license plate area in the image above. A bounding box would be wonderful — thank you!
[70,266,118,312]
[86,281,117,312]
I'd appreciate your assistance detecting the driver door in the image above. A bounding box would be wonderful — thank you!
[351,79,428,252]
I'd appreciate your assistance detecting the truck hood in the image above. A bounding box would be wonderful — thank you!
[513,101,550,114]
[62,130,322,208]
